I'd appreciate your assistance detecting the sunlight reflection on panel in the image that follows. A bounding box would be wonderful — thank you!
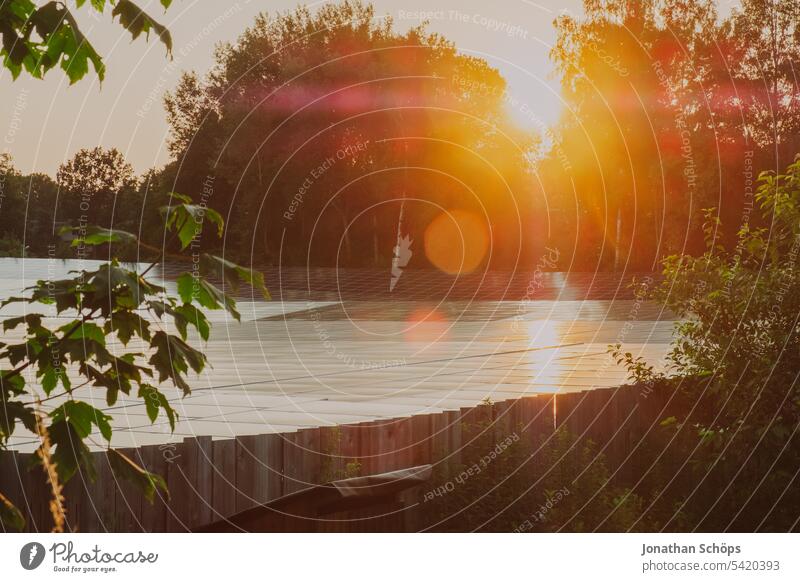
[522,320,563,350]
[521,320,568,392]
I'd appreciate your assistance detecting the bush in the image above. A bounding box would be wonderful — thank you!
[614,156,800,531]
[421,422,651,532]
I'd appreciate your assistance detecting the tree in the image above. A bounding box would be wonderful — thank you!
[0,152,13,174]
[0,154,26,256]
[546,0,800,270]
[165,1,540,270]
[56,147,137,229]
[0,0,172,83]
[0,194,269,531]
[548,0,722,270]
[0,166,66,258]
[724,0,800,151]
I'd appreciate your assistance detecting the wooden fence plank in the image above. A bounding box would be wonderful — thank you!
[319,426,343,483]
[188,436,213,530]
[410,414,432,468]
[212,439,237,522]
[263,433,285,501]
[357,421,378,476]
[140,445,169,533]
[234,436,258,513]
[283,429,323,495]
[114,448,143,533]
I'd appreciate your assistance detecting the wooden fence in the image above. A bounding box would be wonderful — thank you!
[0,384,674,532]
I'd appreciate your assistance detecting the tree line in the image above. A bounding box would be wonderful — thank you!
[2,0,799,272]
[544,0,800,270]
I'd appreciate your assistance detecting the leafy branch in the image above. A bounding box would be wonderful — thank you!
[0,191,269,530]
[0,0,173,83]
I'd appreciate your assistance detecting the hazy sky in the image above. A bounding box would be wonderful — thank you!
[1,0,601,175]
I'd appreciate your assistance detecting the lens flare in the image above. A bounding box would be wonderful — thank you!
[424,210,489,275]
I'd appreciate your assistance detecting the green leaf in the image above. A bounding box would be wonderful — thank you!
[0,370,25,396]
[85,261,164,314]
[3,313,43,333]
[112,0,172,55]
[82,364,126,405]
[168,205,200,250]
[176,272,196,304]
[51,400,113,441]
[59,336,109,366]
[169,306,188,340]
[8,0,37,21]
[174,304,210,341]
[86,0,107,11]
[148,331,207,394]
[1,27,30,70]
[168,192,192,204]
[107,448,169,503]
[3,341,40,366]
[201,254,271,300]
[20,277,84,313]
[104,310,151,345]
[58,321,106,345]
[161,195,224,249]
[1,50,23,80]
[46,418,95,482]
[30,2,65,42]
[175,273,239,319]
[59,11,106,83]
[138,384,177,431]
[60,225,138,247]
[0,400,36,443]
[44,25,68,68]
[148,298,210,341]
[80,355,150,406]
[39,361,70,396]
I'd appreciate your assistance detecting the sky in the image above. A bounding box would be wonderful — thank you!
[0,0,612,175]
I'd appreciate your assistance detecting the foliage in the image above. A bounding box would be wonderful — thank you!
[0,0,172,83]
[652,157,800,434]
[0,234,24,257]
[422,422,650,532]
[164,0,539,269]
[545,0,800,270]
[0,0,252,534]
[727,0,800,145]
[57,147,135,201]
[0,193,269,531]
[57,147,137,227]
[606,156,800,531]
[0,152,175,261]
[2,1,542,269]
